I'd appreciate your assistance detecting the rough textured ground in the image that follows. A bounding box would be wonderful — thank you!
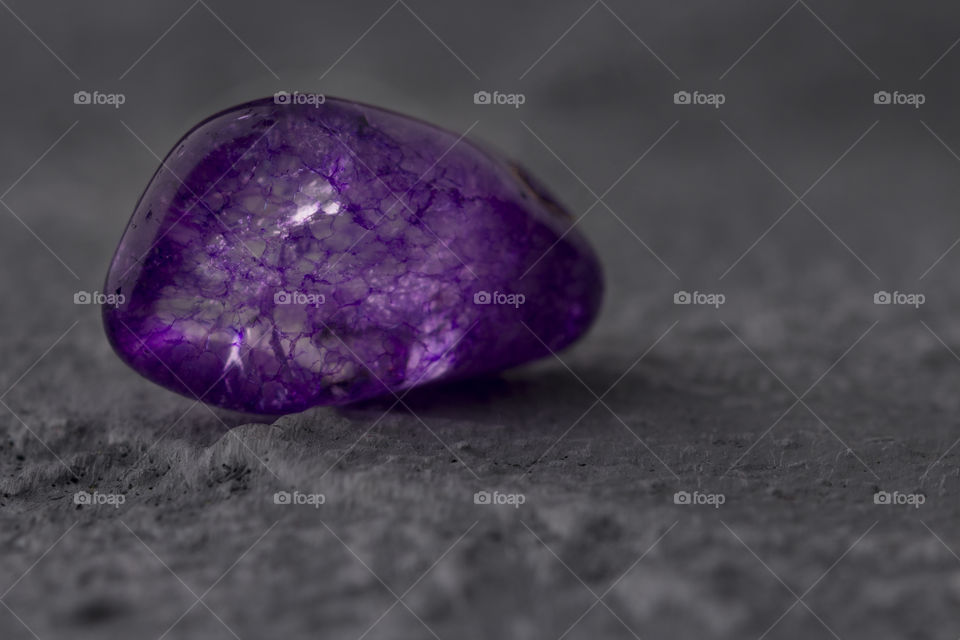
[3,2,960,638]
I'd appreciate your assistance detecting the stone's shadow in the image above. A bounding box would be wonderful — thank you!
[335,365,696,435]
[343,374,520,413]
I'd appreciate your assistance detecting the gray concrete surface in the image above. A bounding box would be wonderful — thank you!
[2,1,960,638]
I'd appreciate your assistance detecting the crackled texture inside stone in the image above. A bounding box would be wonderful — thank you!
[103,97,603,413]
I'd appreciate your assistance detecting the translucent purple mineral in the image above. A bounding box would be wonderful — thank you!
[103,97,603,413]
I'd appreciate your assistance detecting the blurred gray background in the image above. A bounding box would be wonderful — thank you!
[3,1,960,638]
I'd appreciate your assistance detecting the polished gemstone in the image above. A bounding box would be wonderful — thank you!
[103,97,603,413]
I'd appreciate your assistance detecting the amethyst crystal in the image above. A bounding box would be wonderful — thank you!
[103,97,602,413]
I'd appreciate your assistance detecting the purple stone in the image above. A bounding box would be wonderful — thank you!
[103,97,603,413]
